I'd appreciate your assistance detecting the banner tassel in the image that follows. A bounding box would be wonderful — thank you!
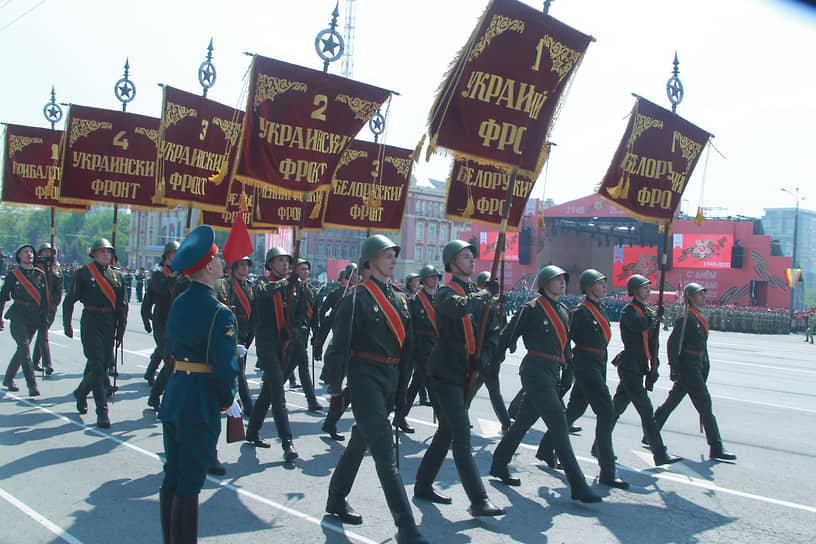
[694,207,704,227]
[409,133,426,163]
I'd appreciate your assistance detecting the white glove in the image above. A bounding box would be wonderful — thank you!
[225,399,242,418]
[236,344,248,358]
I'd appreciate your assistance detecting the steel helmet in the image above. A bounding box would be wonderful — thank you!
[265,247,292,268]
[475,271,491,287]
[37,242,54,255]
[15,244,36,263]
[536,265,568,292]
[684,282,706,298]
[297,258,311,270]
[231,254,253,269]
[442,240,476,273]
[162,240,180,259]
[342,262,358,280]
[418,264,442,282]
[88,238,114,257]
[359,234,399,268]
[579,269,606,293]
[626,274,651,296]
[405,272,419,285]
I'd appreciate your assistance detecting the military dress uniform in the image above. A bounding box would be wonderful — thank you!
[490,281,601,501]
[63,246,128,427]
[1,258,48,395]
[287,276,322,411]
[32,247,63,375]
[143,265,177,409]
[222,274,255,417]
[400,285,438,422]
[159,225,240,544]
[135,270,145,302]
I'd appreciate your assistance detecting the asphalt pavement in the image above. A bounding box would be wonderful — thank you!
[1,303,814,543]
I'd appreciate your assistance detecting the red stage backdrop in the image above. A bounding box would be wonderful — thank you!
[480,231,519,262]
[612,245,658,287]
[672,233,733,269]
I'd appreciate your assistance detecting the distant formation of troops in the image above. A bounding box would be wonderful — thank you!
[2,230,754,544]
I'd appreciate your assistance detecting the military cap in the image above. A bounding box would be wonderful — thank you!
[15,244,36,263]
[170,225,218,274]
[626,274,650,296]
[359,235,399,268]
[684,282,706,298]
[536,265,568,291]
[418,264,442,282]
[442,240,476,272]
[579,269,606,293]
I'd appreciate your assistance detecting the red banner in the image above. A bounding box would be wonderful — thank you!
[445,156,537,228]
[672,233,732,269]
[235,55,391,196]
[598,96,711,224]
[201,181,276,233]
[253,183,326,230]
[612,244,658,287]
[425,0,592,177]
[2,124,86,211]
[322,140,412,232]
[479,230,519,262]
[60,105,165,209]
[157,86,243,211]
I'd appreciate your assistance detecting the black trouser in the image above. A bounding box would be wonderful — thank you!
[149,335,173,405]
[236,353,253,418]
[247,350,292,444]
[32,313,56,371]
[611,365,667,457]
[538,359,617,479]
[415,378,488,504]
[402,349,430,419]
[654,358,722,450]
[482,363,512,429]
[75,311,114,416]
[4,315,39,389]
[286,332,318,404]
[492,365,590,493]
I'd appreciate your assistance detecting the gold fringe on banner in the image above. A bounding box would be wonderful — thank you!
[538,209,546,229]
[425,134,437,162]
[694,207,704,227]
[209,161,228,185]
[606,175,629,199]
[409,133,426,163]
[239,192,249,212]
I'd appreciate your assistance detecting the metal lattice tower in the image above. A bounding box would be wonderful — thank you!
[341,0,356,78]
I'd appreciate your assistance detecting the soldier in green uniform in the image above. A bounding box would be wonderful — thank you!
[287,258,322,412]
[143,241,180,410]
[397,264,441,430]
[653,283,737,461]
[63,239,128,428]
[405,272,420,294]
[413,240,505,516]
[245,247,298,461]
[324,235,429,544]
[1,244,48,395]
[535,269,629,489]
[610,274,681,466]
[806,311,815,343]
[159,225,241,544]
[489,266,602,501]
[223,255,255,418]
[32,243,62,376]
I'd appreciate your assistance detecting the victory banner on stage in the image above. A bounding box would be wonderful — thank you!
[157,86,243,211]
[444,154,537,227]
[235,55,392,195]
[598,96,711,223]
[322,140,412,232]
[2,124,86,211]
[60,105,164,209]
[426,0,592,178]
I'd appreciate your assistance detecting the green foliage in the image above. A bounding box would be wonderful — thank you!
[805,289,816,309]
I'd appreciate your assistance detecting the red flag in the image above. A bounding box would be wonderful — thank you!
[222,210,254,267]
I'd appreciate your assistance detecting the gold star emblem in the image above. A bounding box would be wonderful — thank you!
[226,327,235,337]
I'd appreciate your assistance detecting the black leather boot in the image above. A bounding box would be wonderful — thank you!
[489,463,521,487]
[208,450,226,476]
[159,487,173,544]
[283,440,299,461]
[710,447,737,461]
[470,497,505,517]
[326,495,363,524]
[170,495,198,544]
[73,389,88,414]
[394,415,415,434]
[414,485,452,504]
[381,472,429,544]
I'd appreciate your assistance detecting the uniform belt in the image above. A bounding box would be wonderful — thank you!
[414,329,437,336]
[681,348,703,357]
[574,344,605,354]
[175,361,213,374]
[85,305,113,313]
[527,350,565,364]
[14,301,39,307]
[351,350,400,365]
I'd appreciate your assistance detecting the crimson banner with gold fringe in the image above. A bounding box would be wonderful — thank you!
[253,183,326,230]
[201,182,276,233]
[59,105,165,209]
[444,153,538,229]
[157,86,243,211]
[322,140,412,232]
[597,96,711,224]
[234,55,392,196]
[425,0,592,178]
[2,124,86,211]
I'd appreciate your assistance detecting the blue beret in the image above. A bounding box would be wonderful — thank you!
[171,225,218,273]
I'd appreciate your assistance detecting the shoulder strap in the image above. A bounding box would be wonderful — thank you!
[627,302,652,361]
[11,268,41,307]
[447,282,476,355]
[579,300,611,344]
[360,280,406,348]
[536,296,568,353]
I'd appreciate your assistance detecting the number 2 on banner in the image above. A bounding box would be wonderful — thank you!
[311,94,328,121]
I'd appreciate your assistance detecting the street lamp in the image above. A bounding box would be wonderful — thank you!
[781,187,805,319]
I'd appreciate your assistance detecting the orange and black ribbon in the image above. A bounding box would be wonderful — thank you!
[627,302,652,362]
[579,300,611,345]
[416,290,438,336]
[536,296,568,356]
[10,269,41,307]
[87,264,116,310]
[447,282,476,355]
[360,281,406,348]
[688,306,709,336]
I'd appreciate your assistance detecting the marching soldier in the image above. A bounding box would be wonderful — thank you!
[610,274,681,466]
[805,311,814,343]
[143,241,180,409]
[405,272,420,294]
[287,258,322,412]
[223,255,255,418]
[135,267,146,302]
[653,283,737,461]
[1,244,48,396]
[32,243,63,375]
[535,269,628,489]
[413,240,505,516]
[63,239,128,428]
[397,264,441,430]
[324,235,429,544]
[245,247,298,461]
[490,266,602,502]
[158,225,241,544]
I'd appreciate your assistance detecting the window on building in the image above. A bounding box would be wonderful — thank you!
[416,222,424,240]
[428,223,436,242]
[440,225,448,241]
[342,245,349,259]
[415,247,422,261]
[318,244,324,257]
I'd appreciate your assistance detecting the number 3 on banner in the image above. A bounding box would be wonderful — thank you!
[200,120,209,141]
[311,94,328,121]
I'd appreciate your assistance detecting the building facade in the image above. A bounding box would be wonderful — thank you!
[761,207,816,292]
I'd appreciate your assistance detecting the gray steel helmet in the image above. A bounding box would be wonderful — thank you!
[342,262,358,280]
[231,255,253,269]
[626,274,651,296]
[536,265,569,291]
[359,234,400,268]
[265,246,292,268]
[37,242,54,255]
[297,257,311,269]
[89,238,114,257]
[162,240,181,259]
[475,271,491,287]
[405,272,419,285]
[418,264,442,282]
[442,240,476,272]
[579,268,606,293]
[15,244,36,263]
[684,282,706,298]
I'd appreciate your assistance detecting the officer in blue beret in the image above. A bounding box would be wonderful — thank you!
[158,225,241,544]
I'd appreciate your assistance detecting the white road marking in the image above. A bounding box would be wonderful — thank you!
[0,487,85,544]
[710,358,816,375]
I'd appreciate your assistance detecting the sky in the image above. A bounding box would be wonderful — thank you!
[1,0,814,219]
